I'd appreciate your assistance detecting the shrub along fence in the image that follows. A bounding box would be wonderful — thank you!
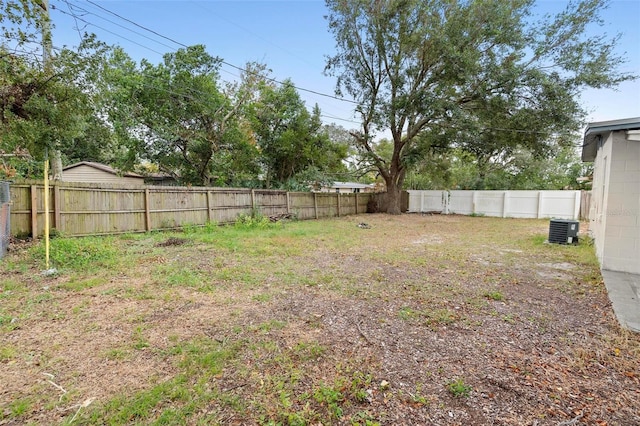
[8,180,373,238]
[0,181,10,258]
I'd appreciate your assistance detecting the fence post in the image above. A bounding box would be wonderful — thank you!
[144,188,151,232]
[251,189,256,212]
[53,184,61,231]
[442,191,450,215]
[502,191,509,218]
[420,191,425,213]
[355,193,358,214]
[574,191,581,220]
[30,185,38,238]
[537,191,543,219]
[472,191,477,215]
[337,193,341,217]
[207,191,213,222]
[314,192,318,219]
[286,192,290,214]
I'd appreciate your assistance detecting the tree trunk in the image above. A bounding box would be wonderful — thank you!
[380,144,405,215]
[51,150,63,181]
[385,179,402,215]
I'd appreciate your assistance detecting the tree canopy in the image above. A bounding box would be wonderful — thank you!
[325,0,635,213]
[249,80,349,189]
[3,0,629,195]
[1,0,349,188]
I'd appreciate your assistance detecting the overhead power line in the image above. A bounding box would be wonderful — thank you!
[61,1,177,52]
[54,7,165,56]
[77,0,359,106]
[47,0,581,138]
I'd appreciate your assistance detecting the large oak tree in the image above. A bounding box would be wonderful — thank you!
[325,0,635,213]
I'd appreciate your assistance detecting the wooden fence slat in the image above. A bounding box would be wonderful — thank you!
[314,193,318,219]
[53,184,61,229]
[144,188,151,232]
[30,185,37,238]
[9,181,373,237]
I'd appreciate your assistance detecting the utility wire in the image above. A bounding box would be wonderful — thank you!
[188,0,319,70]
[47,1,582,138]
[81,0,359,105]
[320,113,360,125]
[54,0,359,125]
[59,1,177,52]
[54,7,165,56]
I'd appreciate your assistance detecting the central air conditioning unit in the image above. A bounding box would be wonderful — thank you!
[548,219,579,244]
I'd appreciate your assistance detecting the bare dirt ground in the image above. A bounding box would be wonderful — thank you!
[1,214,639,425]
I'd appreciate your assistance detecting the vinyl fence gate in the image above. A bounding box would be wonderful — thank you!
[0,181,10,258]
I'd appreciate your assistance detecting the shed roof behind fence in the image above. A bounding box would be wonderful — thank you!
[63,162,144,178]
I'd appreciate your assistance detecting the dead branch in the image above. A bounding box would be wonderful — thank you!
[269,213,294,222]
[43,372,67,401]
[557,411,584,426]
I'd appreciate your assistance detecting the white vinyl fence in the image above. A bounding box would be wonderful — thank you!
[407,190,581,220]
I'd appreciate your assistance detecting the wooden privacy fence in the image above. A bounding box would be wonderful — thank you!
[1,181,10,258]
[579,190,592,221]
[8,180,373,237]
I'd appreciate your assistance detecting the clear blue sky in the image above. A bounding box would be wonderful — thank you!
[49,0,640,131]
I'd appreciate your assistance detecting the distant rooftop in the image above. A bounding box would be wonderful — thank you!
[330,181,375,189]
[63,161,144,178]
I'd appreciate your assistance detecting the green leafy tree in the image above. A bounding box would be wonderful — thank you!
[1,2,117,178]
[322,123,360,182]
[0,45,97,175]
[250,80,348,189]
[1,0,50,56]
[325,0,635,213]
[405,144,589,190]
[99,45,262,186]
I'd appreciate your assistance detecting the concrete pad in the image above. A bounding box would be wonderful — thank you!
[601,269,640,332]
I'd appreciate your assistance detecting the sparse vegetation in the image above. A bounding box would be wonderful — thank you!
[446,378,472,398]
[1,215,638,425]
[484,290,504,301]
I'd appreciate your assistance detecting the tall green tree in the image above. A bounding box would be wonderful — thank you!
[1,2,116,177]
[0,44,97,176]
[250,80,348,189]
[99,45,262,186]
[405,145,589,190]
[325,0,635,213]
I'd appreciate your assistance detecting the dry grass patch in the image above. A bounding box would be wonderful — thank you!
[1,214,638,425]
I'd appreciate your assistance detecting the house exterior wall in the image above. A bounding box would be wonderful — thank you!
[603,133,640,273]
[318,184,375,194]
[589,132,613,263]
[590,131,640,274]
[62,165,145,185]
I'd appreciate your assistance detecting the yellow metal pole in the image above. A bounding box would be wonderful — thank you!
[44,154,50,270]
[41,1,52,272]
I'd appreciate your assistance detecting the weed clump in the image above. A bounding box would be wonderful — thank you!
[446,378,472,398]
[234,213,280,230]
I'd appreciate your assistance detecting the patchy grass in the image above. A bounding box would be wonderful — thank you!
[1,215,638,425]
